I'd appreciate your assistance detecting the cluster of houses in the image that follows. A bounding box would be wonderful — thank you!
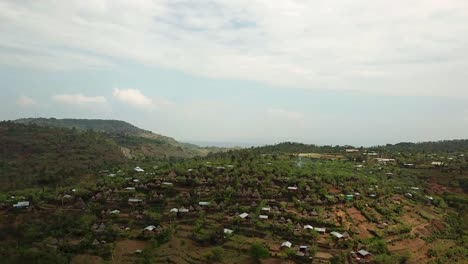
[4,157,443,263]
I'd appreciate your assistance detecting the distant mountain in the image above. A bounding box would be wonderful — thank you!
[14,118,222,158]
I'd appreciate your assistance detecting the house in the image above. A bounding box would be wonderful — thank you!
[143,225,156,233]
[357,249,372,259]
[350,249,373,262]
[125,187,136,191]
[281,241,292,248]
[224,228,234,235]
[346,149,359,153]
[162,182,173,187]
[287,186,298,191]
[110,210,120,215]
[342,231,351,239]
[178,208,189,213]
[411,187,420,190]
[74,198,86,210]
[170,208,179,213]
[259,215,269,220]
[128,198,143,204]
[330,231,344,239]
[314,227,326,233]
[345,194,354,201]
[239,212,249,219]
[431,161,444,166]
[198,201,211,206]
[13,201,30,209]
[304,225,314,230]
[376,158,395,164]
[261,207,271,212]
[134,166,145,172]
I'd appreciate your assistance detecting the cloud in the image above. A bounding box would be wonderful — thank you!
[0,1,468,96]
[266,108,304,121]
[17,96,36,107]
[113,88,152,107]
[52,93,107,104]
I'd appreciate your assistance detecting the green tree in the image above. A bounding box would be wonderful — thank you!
[249,243,269,261]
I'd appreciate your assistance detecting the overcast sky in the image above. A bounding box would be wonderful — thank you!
[1,0,467,146]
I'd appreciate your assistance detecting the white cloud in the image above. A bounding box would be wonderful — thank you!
[113,88,152,107]
[52,93,107,104]
[266,108,304,121]
[0,1,468,96]
[17,96,35,107]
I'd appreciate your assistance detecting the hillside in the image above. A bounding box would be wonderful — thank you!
[0,121,125,190]
[16,118,181,145]
[15,118,221,158]
[0,138,466,263]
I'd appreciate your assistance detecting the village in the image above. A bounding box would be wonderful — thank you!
[1,148,465,264]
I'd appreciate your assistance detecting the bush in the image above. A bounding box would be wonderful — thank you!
[249,243,269,260]
[210,247,224,262]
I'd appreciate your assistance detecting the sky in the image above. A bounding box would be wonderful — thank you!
[1,0,468,147]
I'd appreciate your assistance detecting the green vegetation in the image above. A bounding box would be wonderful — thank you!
[0,121,124,189]
[0,121,466,263]
[14,118,224,159]
[249,243,269,260]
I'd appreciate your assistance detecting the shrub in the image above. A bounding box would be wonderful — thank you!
[249,243,269,260]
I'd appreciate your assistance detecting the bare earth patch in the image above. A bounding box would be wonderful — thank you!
[389,238,428,264]
[346,207,366,223]
[113,239,150,264]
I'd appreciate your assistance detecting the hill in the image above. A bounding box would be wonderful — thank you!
[14,118,220,158]
[0,121,125,189]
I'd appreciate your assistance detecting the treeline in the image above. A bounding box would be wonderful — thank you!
[372,140,468,153]
[247,142,344,154]
[15,117,145,135]
[210,140,468,157]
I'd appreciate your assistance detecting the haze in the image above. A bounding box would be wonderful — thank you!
[1,0,467,146]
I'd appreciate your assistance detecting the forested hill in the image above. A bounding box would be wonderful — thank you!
[15,118,179,144]
[0,122,125,189]
[14,118,222,157]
